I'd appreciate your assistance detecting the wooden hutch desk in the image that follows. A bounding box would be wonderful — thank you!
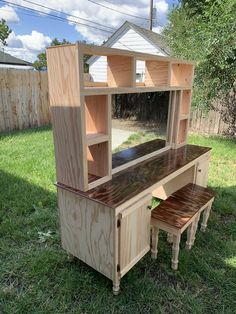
[46,43,211,293]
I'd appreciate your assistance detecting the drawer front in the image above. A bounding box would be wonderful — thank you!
[118,194,152,277]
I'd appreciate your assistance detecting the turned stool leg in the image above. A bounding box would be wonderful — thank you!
[167,233,173,243]
[201,203,213,232]
[171,234,181,270]
[186,223,195,250]
[186,213,200,249]
[151,226,159,259]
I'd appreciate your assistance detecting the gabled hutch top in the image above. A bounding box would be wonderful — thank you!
[46,43,195,192]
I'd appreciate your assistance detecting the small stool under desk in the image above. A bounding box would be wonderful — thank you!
[151,183,215,270]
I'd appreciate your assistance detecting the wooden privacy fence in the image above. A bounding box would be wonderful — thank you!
[0,69,50,132]
[0,68,229,135]
[189,103,228,135]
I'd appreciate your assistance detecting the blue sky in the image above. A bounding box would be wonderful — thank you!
[0,0,176,62]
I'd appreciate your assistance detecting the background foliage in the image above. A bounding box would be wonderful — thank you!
[164,0,236,133]
[0,19,11,46]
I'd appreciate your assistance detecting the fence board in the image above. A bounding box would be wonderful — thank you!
[189,103,229,135]
[0,69,229,135]
[0,69,50,133]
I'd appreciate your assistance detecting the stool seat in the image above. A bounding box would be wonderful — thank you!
[151,183,215,270]
[152,183,215,229]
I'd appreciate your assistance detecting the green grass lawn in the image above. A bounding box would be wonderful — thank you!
[0,127,236,314]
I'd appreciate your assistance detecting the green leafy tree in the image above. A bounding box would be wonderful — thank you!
[0,19,11,46]
[33,38,71,70]
[33,38,90,72]
[164,0,236,112]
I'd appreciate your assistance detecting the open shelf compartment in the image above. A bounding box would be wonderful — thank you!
[144,60,169,87]
[85,94,109,145]
[170,63,194,87]
[178,119,188,145]
[181,90,191,116]
[87,141,110,185]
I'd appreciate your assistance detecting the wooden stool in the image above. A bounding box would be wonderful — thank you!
[151,183,215,270]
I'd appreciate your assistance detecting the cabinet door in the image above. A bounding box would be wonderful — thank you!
[195,153,210,187]
[118,194,152,277]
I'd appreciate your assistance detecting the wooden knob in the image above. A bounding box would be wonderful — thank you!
[198,169,202,172]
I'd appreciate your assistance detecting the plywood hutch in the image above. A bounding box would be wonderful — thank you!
[46,43,211,294]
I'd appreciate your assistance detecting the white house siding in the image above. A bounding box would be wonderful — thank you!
[0,64,34,70]
[89,28,166,82]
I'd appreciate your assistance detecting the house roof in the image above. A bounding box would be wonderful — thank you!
[0,50,32,66]
[87,21,170,65]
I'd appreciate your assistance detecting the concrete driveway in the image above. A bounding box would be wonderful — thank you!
[112,128,135,150]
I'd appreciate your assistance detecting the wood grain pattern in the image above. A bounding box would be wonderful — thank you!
[85,95,108,134]
[178,119,188,144]
[170,63,194,87]
[107,55,135,87]
[48,42,194,64]
[151,183,215,229]
[145,61,169,86]
[56,144,211,209]
[0,69,50,132]
[87,142,109,177]
[47,45,88,191]
[58,188,115,280]
[152,165,195,199]
[119,195,152,277]
[181,90,191,115]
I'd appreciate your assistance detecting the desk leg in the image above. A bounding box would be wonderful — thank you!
[167,233,173,243]
[112,278,120,295]
[151,226,159,259]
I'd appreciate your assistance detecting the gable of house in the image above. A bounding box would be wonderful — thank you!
[88,22,170,82]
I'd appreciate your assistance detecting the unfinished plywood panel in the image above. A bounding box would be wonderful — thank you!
[181,90,191,115]
[47,45,87,191]
[107,55,135,87]
[152,166,195,199]
[118,195,152,277]
[178,119,188,144]
[58,188,115,279]
[145,61,169,86]
[170,63,194,87]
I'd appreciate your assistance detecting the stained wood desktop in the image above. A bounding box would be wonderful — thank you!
[57,144,211,209]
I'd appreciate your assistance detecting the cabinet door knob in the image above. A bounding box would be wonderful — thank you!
[198,169,202,172]
[147,205,152,210]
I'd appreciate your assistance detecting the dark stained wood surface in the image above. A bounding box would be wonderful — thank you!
[88,173,101,184]
[152,183,215,229]
[112,138,166,169]
[56,144,211,209]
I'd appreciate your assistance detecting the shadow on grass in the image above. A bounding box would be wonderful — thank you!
[0,170,236,313]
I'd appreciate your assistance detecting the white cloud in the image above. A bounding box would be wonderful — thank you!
[18,30,52,51]
[4,0,169,61]
[6,30,52,62]
[0,5,19,23]
[8,0,168,43]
